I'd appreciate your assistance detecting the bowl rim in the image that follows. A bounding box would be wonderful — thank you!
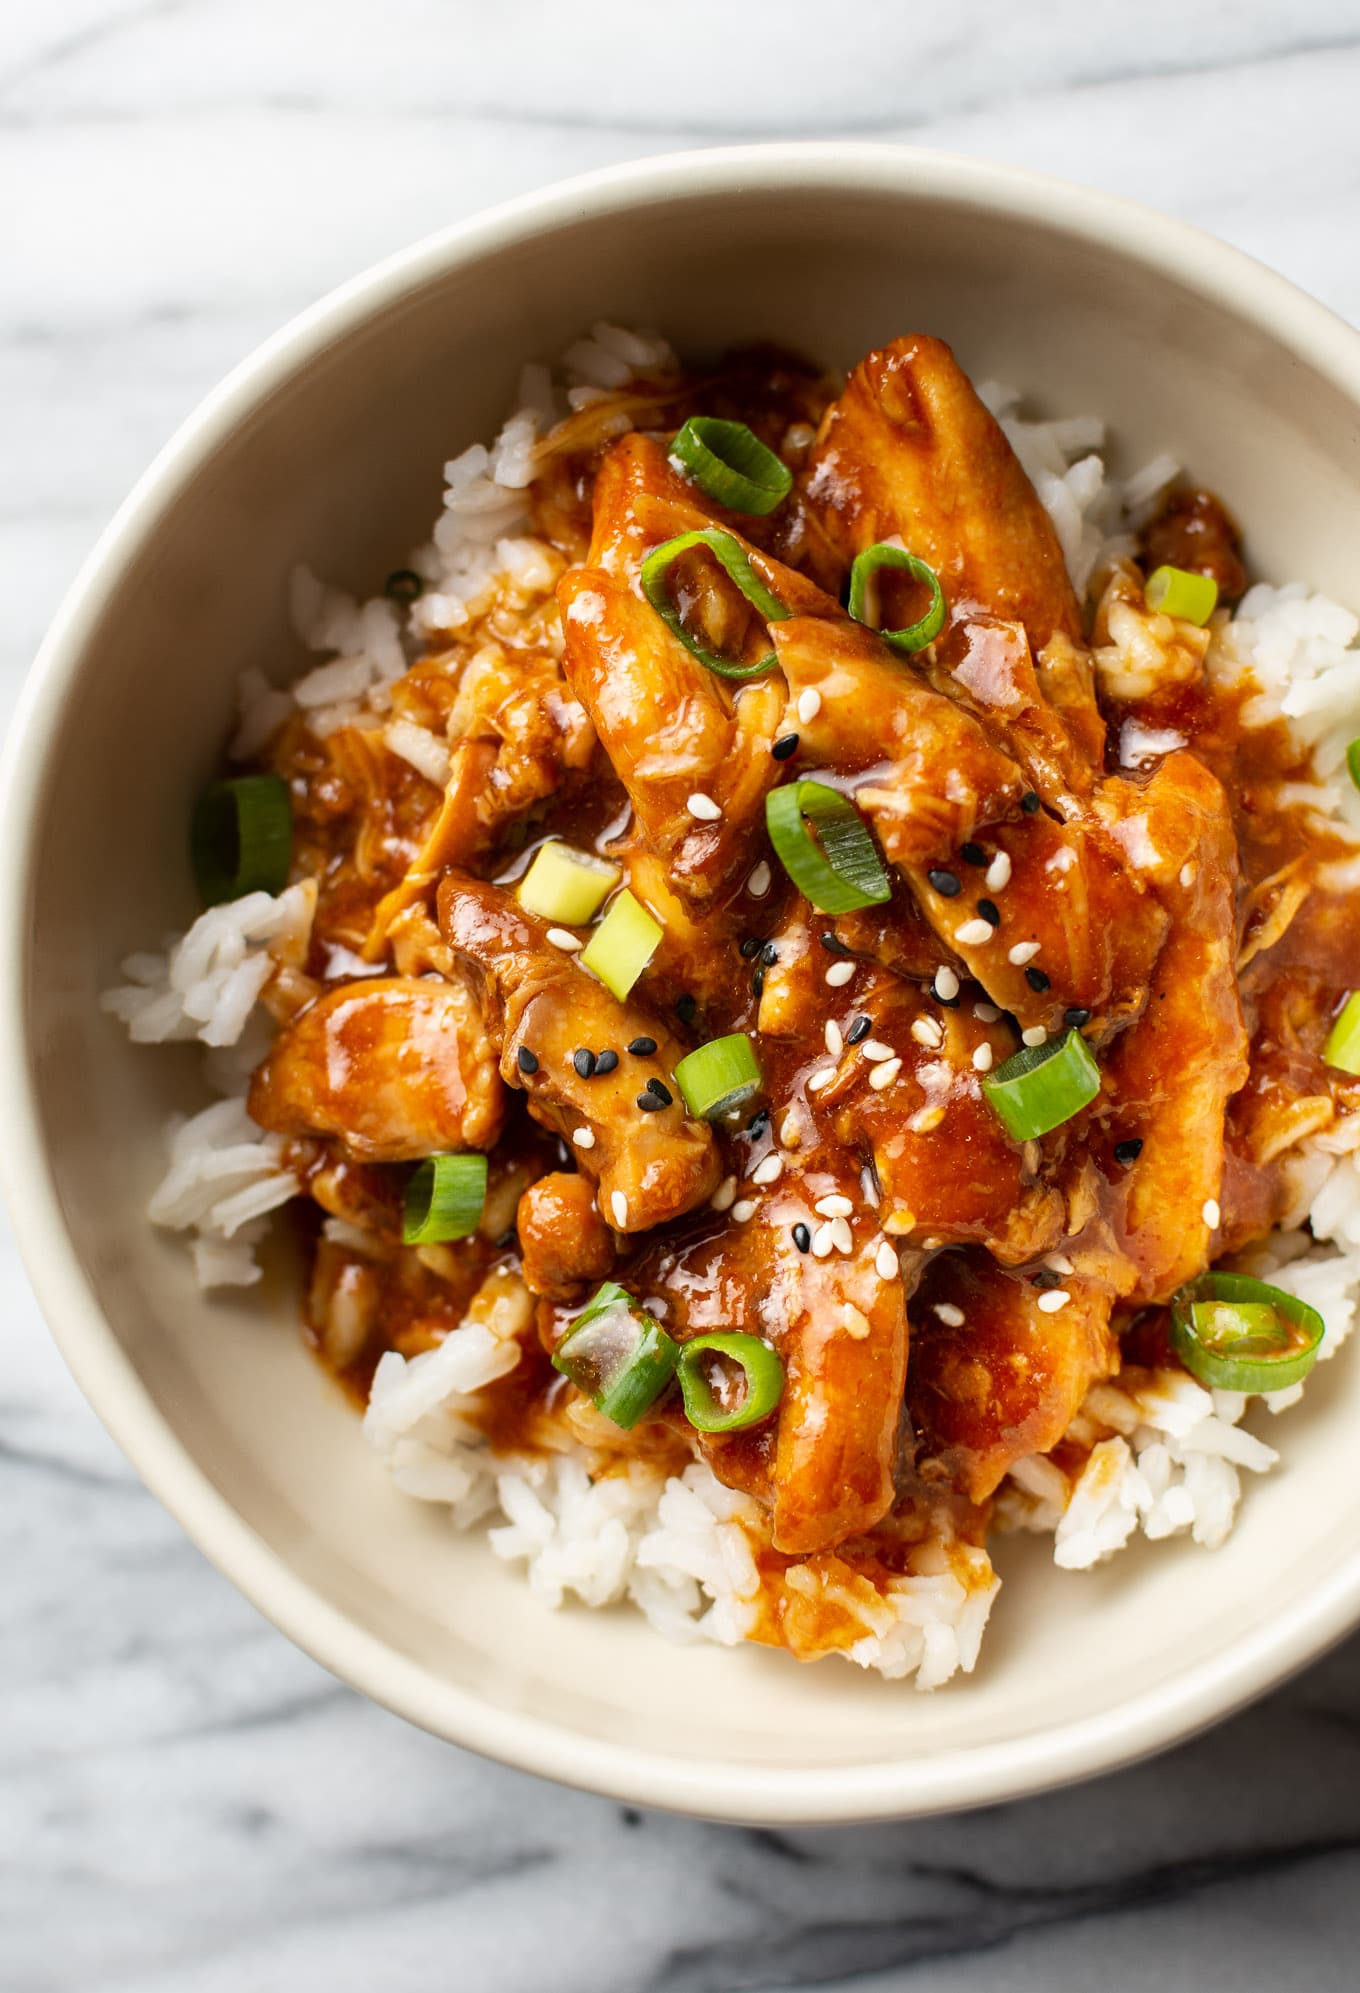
[8,139,1360,1825]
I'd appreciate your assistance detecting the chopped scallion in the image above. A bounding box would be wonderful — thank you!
[579,888,663,1001]
[190,774,292,907]
[1170,1271,1323,1393]
[402,1153,488,1245]
[847,544,947,654]
[677,1332,785,1433]
[982,1028,1100,1141]
[1145,564,1218,625]
[1324,991,1360,1075]
[640,527,789,680]
[518,841,620,926]
[673,1033,763,1120]
[551,1281,680,1429]
[765,779,891,913]
[1349,739,1360,793]
[669,417,793,516]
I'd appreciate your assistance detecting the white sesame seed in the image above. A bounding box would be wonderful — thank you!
[746,860,772,898]
[869,1057,903,1091]
[815,1194,854,1218]
[824,1019,843,1057]
[572,1127,595,1150]
[985,851,1012,891]
[1202,1198,1221,1229]
[830,1216,854,1255]
[811,1222,835,1258]
[861,1039,895,1062]
[840,1303,870,1339]
[911,1016,945,1049]
[610,1190,628,1227]
[861,1164,880,1207]
[1179,861,1196,888]
[954,918,994,948]
[934,965,960,1002]
[875,1241,900,1280]
[547,927,583,951]
[1021,1026,1048,1048]
[797,688,822,724]
[973,1002,1001,1023]
[1037,1288,1071,1313]
[825,960,856,988]
[1008,941,1040,965]
[1046,1253,1074,1275]
[779,1111,802,1147]
[732,1198,758,1223]
[710,1174,737,1212]
[972,1043,994,1072]
[752,1153,783,1186]
[806,1065,837,1093]
[686,791,722,821]
[934,1302,965,1327]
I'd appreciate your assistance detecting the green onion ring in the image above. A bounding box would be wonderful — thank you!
[673,1033,763,1120]
[982,1028,1101,1142]
[578,888,664,1002]
[668,417,793,517]
[1347,739,1360,793]
[1144,564,1218,626]
[677,1331,785,1433]
[640,527,790,680]
[1170,1271,1324,1393]
[402,1153,488,1245]
[551,1281,680,1429]
[764,779,891,914]
[847,544,947,654]
[1324,991,1360,1076]
[190,773,292,907]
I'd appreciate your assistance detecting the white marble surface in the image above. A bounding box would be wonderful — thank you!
[7,3,1360,1986]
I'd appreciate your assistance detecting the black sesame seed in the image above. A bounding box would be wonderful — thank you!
[516,1046,539,1075]
[646,1076,673,1105]
[636,1092,667,1112]
[1021,790,1042,814]
[676,995,698,1025]
[593,1049,619,1076]
[628,1035,658,1057]
[1031,1267,1062,1290]
[846,1013,872,1045]
[792,1222,811,1253]
[961,841,987,866]
[1063,1007,1091,1029]
[572,1047,596,1079]
[772,733,800,761]
[818,932,851,955]
[739,935,764,960]
[760,942,778,967]
[747,1108,771,1136]
[752,968,766,999]
[928,868,962,898]
[977,898,1001,927]
[1025,966,1051,993]
[1114,1138,1144,1165]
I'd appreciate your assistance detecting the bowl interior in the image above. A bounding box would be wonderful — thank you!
[15,154,1360,1819]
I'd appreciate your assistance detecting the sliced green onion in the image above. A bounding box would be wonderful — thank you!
[1348,739,1360,793]
[847,544,947,654]
[674,1033,762,1120]
[669,417,793,517]
[640,527,789,680]
[551,1281,680,1429]
[402,1152,488,1245]
[765,779,891,914]
[1324,991,1360,1075]
[190,774,292,907]
[1170,1271,1323,1393]
[1145,564,1218,626]
[385,568,424,604]
[677,1332,785,1433]
[982,1028,1100,1141]
[518,841,620,926]
[579,888,663,1001]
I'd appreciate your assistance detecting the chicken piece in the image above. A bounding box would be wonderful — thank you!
[938,614,1103,803]
[908,1253,1118,1501]
[517,1173,615,1300]
[249,976,504,1163]
[438,873,720,1231]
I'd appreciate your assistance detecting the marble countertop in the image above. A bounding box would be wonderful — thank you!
[8,3,1360,1987]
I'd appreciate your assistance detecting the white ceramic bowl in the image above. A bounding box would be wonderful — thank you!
[8,144,1360,1824]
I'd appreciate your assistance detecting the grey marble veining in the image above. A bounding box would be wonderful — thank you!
[7,3,1360,1987]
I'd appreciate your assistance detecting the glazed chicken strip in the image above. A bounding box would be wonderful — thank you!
[438,872,720,1231]
[249,977,505,1162]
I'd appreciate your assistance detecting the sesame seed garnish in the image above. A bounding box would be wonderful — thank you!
[611,1191,628,1227]
[752,968,766,999]
[1025,967,1050,994]
[687,791,722,821]
[1202,1198,1221,1229]
[1021,790,1041,813]
[779,1109,803,1147]
[792,1221,811,1252]
[593,1049,619,1075]
[934,1302,965,1327]
[846,1014,872,1044]
[1008,941,1041,965]
[811,1222,835,1258]
[955,918,993,947]
[760,941,778,967]
[818,931,851,954]
[1037,1288,1070,1313]
[573,1126,595,1149]
[797,688,822,723]
[636,1092,667,1112]
[875,1241,899,1280]
[815,1194,854,1218]
[974,1002,1001,1023]
[627,1035,657,1056]
[825,960,856,988]
[1113,1138,1143,1165]
[746,861,772,898]
[1021,1026,1048,1048]
[645,1076,673,1106]
[572,1047,596,1078]
[960,841,986,866]
[772,734,800,762]
[711,1174,737,1211]
[1047,1253,1075,1274]
[985,852,1012,891]
[824,1019,843,1056]
[972,1044,994,1072]
[752,1154,783,1186]
[934,965,961,1002]
[861,1039,895,1061]
[869,1057,903,1090]
[977,898,1001,927]
[1032,1267,1062,1291]
[732,1198,757,1223]
[806,1065,837,1093]
[1179,861,1196,888]
[546,927,582,951]
[911,1017,945,1049]
[1064,1008,1091,1029]
[841,1303,870,1337]
[830,1216,854,1254]
[747,1108,771,1135]
[739,935,764,960]
[516,1046,539,1074]
[928,868,962,898]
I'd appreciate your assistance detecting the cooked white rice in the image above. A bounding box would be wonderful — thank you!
[103,329,1360,1683]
